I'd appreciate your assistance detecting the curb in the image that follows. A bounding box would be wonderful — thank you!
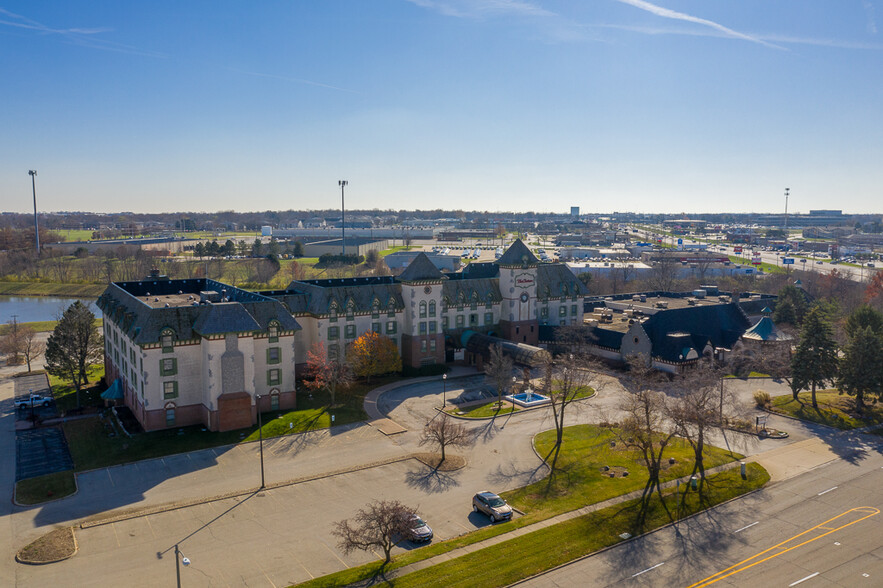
[15,526,79,566]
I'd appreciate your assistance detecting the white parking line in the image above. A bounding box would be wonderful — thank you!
[789,571,819,586]
[631,562,664,577]
[734,521,759,533]
[817,486,838,496]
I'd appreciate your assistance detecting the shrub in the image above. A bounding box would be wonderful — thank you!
[753,389,771,409]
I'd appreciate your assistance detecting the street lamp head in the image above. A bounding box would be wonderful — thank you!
[443,373,447,380]
[181,557,191,566]
[339,180,348,187]
[29,170,37,176]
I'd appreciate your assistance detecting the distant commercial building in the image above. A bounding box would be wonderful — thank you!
[261,225,273,237]
[300,238,388,258]
[570,206,580,217]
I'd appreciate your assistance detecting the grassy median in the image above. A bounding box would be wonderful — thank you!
[15,471,77,505]
[770,391,883,430]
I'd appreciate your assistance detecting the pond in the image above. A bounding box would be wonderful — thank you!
[0,295,102,324]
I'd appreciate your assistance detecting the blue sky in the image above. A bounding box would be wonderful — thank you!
[1,1,881,214]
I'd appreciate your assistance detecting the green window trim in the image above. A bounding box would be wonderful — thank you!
[267,347,281,364]
[328,326,339,340]
[163,381,178,400]
[160,358,178,377]
[267,368,281,386]
[345,325,357,339]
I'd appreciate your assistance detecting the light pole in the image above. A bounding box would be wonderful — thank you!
[441,373,447,410]
[256,394,265,489]
[174,543,191,587]
[339,180,348,256]
[29,170,39,254]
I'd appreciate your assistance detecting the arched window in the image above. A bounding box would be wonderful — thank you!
[428,300,437,317]
[470,291,479,310]
[268,320,280,342]
[346,299,355,321]
[485,293,493,309]
[164,401,176,427]
[160,328,175,353]
[371,298,381,319]
[387,297,397,317]
[329,301,339,322]
[419,301,427,318]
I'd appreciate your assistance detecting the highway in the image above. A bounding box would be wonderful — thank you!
[514,436,883,587]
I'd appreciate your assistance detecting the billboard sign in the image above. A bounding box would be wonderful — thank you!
[734,246,743,254]
[782,258,795,265]
[752,256,762,265]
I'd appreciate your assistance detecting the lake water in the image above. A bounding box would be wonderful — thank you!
[0,295,102,324]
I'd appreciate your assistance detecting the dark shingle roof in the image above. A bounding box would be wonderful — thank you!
[398,253,446,283]
[497,239,539,267]
[536,265,588,299]
[642,303,750,362]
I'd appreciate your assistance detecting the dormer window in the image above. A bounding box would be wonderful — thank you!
[346,300,355,321]
[485,293,493,309]
[329,302,339,322]
[268,320,280,343]
[372,299,381,319]
[160,328,175,353]
[387,297,396,317]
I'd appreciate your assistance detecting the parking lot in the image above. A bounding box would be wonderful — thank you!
[15,427,74,481]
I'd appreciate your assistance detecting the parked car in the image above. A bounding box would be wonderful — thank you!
[472,491,513,522]
[407,514,433,542]
[15,394,51,409]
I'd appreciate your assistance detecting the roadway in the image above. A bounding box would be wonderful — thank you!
[515,435,883,587]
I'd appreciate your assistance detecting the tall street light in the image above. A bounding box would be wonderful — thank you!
[29,170,39,254]
[339,180,348,256]
[174,543,191,587]
[256,394,265,489]
[441,373,447,410]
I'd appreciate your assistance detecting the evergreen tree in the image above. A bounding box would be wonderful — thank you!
[790,306,839,408]
[44,301,103,409]
[845,305,883,339]
[837,326,883,414]
[773,284,807,325]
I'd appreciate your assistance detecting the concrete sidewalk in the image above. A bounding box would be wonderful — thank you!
[355,427,868,584]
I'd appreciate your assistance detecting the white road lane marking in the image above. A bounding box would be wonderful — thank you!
[631,562,664,577]
[818,486,838,496]
[789,571,819,586]
[734,521,759,533]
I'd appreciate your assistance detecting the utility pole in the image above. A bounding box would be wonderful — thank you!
[784,188,790,234]
[339,180,348,256]
[29,170,39,254]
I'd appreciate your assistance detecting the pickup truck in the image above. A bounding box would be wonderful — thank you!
[14,394,52,409]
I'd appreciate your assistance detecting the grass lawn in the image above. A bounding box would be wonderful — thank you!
[56,229,95,242]
[724,372,771,379]
[296,464,769,588]
[447,400,521,419]
[0,320,57,335]
[0,281,106,297]
[295,424,746,588]
[15,471,77,505]
[61,377,398,471]
[770,391,883,430]
[50,365,107,413]
[503,424,741,521]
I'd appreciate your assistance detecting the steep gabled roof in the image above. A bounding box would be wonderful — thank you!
[398,252,446,283]
[497,239,539,267]
[743,316,793,342]
[642,303,751,363]
[192,303,261,336]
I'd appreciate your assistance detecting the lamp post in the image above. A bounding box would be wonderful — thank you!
[29,170,39,254]
[256,394,265,489]
[174,543,191,587]
[441,373,447,410]
[339,180,348,256]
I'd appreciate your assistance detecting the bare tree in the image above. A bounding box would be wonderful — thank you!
[648,256,680,292]
[616,357,677,527]
[20,326,45,372]
[333,500,416,565]
[0,320,24,365]
[419,413,473,464]
[542,353,595,478]
[484,343,514,407]
[668,364,726,496]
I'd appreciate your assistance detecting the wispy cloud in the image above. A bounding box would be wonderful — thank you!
[226,68,361,94]
[406,0,555,19]
[862,0,877,34]
[614,0,786,50]
[0,7,166,58]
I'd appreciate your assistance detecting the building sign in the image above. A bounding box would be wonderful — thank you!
[734,246,743,254]
[515,273,534,288]
[752,256,762,265]
[782,258,795,265]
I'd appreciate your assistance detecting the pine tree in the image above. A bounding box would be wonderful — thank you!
[837,327,883,414]
[790,306,839,408]
[44,301,103,409]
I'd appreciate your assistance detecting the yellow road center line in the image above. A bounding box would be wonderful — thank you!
[686,507,879,588]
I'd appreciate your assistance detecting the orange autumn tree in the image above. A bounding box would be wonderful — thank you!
[348,331,402,383]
